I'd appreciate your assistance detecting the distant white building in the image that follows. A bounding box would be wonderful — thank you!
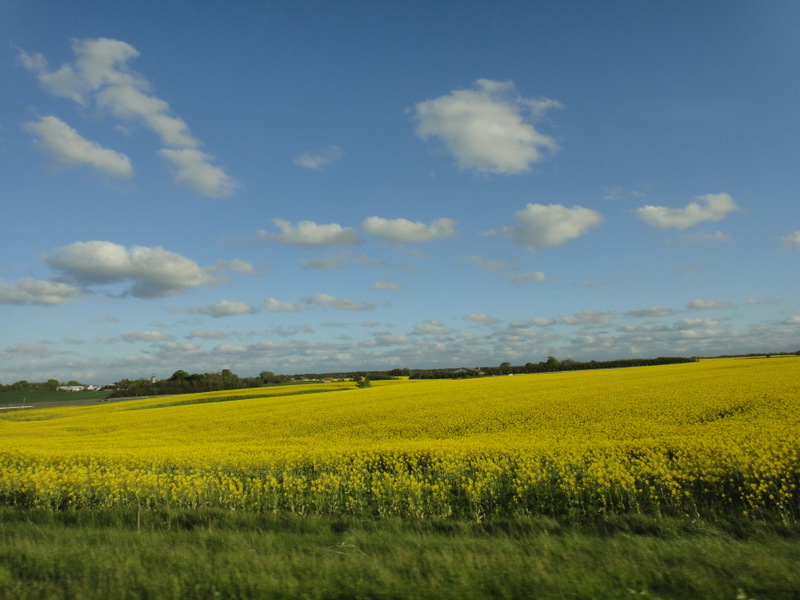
[57,385,85,392]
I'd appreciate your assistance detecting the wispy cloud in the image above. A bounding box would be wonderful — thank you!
[502,272,546,285]
[468,256,511,272]
[293,145,345,170]
[625,306,674,318]
[780,230,800,250]
[264,298,309,313]
[372,280,405,291]
[302,293,375,311]
[24,115,133,178]
[464,313,502,325]
[187,300,256,318]
[0,278,82,305]
[687,299,732,311]
[19,37,235,196]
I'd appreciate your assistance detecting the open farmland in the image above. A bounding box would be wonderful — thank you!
[1,357,798,521]
[2,357,800,599]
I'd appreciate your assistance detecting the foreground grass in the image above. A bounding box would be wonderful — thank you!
[1,509,799,599]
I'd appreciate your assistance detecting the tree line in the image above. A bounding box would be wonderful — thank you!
[13,353,800,396]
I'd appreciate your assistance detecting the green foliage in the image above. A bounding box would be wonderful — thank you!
[0,509,797,600]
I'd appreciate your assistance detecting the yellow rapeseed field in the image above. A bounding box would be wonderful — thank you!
[1,357,798,520]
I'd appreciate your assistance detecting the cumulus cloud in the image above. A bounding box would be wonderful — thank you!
[413,319,448,336]
[488,203,602,250]
[625,306,675,318]
[636,193,738,230]
[780,230,800,250]
[687,299,732,311]
[563,309,613,326]
[258,219,363,247]
[412,79,562,174]
[361,216,457,243]
[264,298,308,313]
[783,316,800,325]
[530,317,556,327]
[293,145,345,169]
[302,294,375,311]
[187,329,229,340]
[465,313,502,325]
[119,331,172,343]
[0,278,82,305]
[45,240,222,298]
[24,115,133,178]
[19,37,234,196]
[187,300,256,318]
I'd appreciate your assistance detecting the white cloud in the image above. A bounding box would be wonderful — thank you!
[0,278,82,305]
[45,240,218,298]
[412,79,562,174]
[293,145,345,169]
[264,298,308,313]
[672,319,720,331]
[216,343,248,354]
[187,329,229,340]
[636,193,738,230]
[187,300,256,318]
[687,299,732,311]
[626,306,675,318]
[563,309,613,326]
[783,316,800,325]
[489,203,602,250]
[465,313,502,325]
[680,231,733,243]
[413,319,448,336]
[258,219,363,247]
[97,85,197,148]
[362,217,457,243]
[159,148,236,197]
[119,331,172,343]
[468,256,511,272]
[372,280,405,291]
[780,230,800,250]
[529,317,556,327]
[502,272,546,284]
[302,294,375,311]
[210,258,258,276]
[19,38,235,196]
[24,115,133,178]
[302,252,387,270]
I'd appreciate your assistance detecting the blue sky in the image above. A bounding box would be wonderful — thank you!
[1,1,799,384]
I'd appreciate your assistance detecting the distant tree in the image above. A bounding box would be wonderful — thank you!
[259,370,279,384]
[545,356,561,371]
[355,376,372,388]
[169,370,190,382]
